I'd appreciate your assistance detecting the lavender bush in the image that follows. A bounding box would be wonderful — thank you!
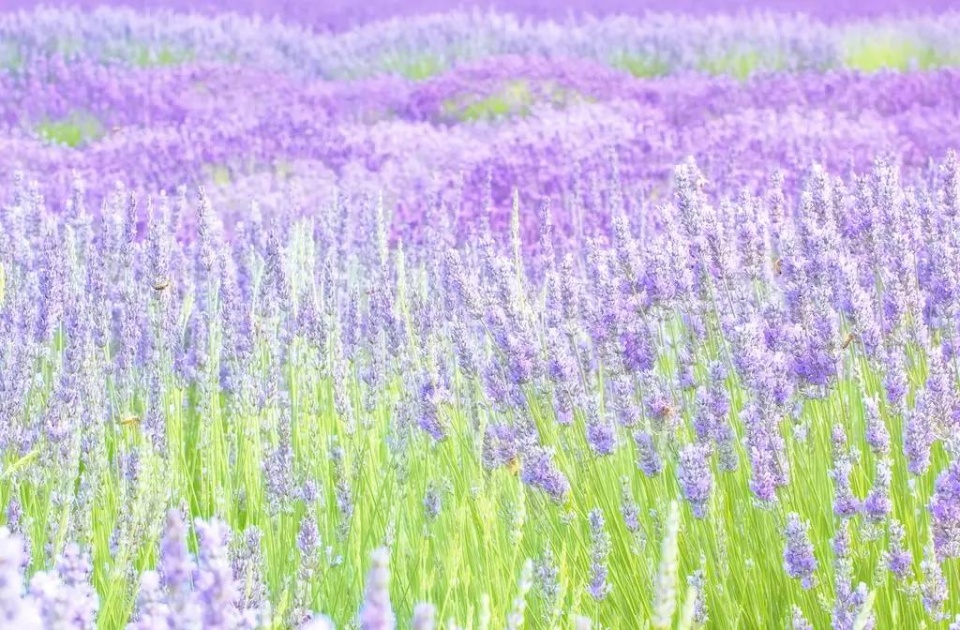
[3,0,960,31]
[2,2,960,629]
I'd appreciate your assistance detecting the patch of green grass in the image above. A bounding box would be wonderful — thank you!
[444,80,534,122]
[843,36,960,72]
[50,37,84,57]
[98,43,195,67]
[697,50,772,81]
[0,44,23,71]
[441,80,590,123]
[132,45,195,68]
[612,54,672,78]
[274,160,297,180]
[383,54,447,80]
[204,164,232,186]
[36,112,104,148]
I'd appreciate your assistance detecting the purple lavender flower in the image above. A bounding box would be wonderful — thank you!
[360,548,395,630]
[158,510,201,626]
[127,571,170,630]
[704,361,730,420]
[301,615,335,630]
[831,452,862,519]
[519,446,570,503]
[886,520,913,580]
[330,443,354,526]
[534,548,560,620]
[621,481,640,533]
[687,566,708,626]
[863,398,890,455]
[921,544,948,619]
[6,498,22,534]
[792,606,813,630]
[585,395,617,456]
[930,459,960,559]
[587,509,611,601]
[677,443,712,519]
[621,323,655,374]
[233,527,267,613]
[298,517,320,560]
[644,383,679,433]
[482,424,519,471]
[610,375,641,428]
[742,402,785,503]
[864,457,892,523]
[0,528,42,629]
[633,431,662,478]
[904,398,936,476]
[418,376,449,442]
[193,519,244,629]
[423,484,442,520]
[883,351,909,407]
[43,543,98,628]
[783,513,818,589]
[411,603,436,630]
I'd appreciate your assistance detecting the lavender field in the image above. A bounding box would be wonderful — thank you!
[2,0,960,628]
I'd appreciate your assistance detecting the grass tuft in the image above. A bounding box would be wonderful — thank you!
[35,111,104,147]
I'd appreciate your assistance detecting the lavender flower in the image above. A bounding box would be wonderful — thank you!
[621,481,640,533]
[519,446,570,503]
[783,513,818,589]
[360,548,394,630]
[587,509,611,601]
[687,566,708,626]
[885,520,913,580]
[534,548,560,621]
[29,543,99,630]
[423,485,443,520]
[863,398,889,456]
[0,528,41,629]
[792,606,813,630]
[301,615,335,630]
[411,604,436,630]
[832,451,862,519]
[677,443,713,518]
[158,510,201,627]
[585,397,617,456]
[921,543,948,619]
[930,459,960,559]
[864,457,892,523]
[904,401,936,476]
[634,431,663,478]
[883,351,908,407]
[193,518,244,629]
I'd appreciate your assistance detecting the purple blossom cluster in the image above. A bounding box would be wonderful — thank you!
[3,7,957,80]
[0,528,97,629]
[6,49,960,255]
[2,0,957,32]
[0,145,956,623]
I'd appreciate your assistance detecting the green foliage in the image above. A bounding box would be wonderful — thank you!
[204,163,232,186]
[442,80,534,122]
[843,36,960,72]
[441,80,590,123]
[697,50,774,81]
[612,54,672,78]
[0,43,23,70]
[36,111,104,147]
[131,44,195,68]
[385,54,447,80]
